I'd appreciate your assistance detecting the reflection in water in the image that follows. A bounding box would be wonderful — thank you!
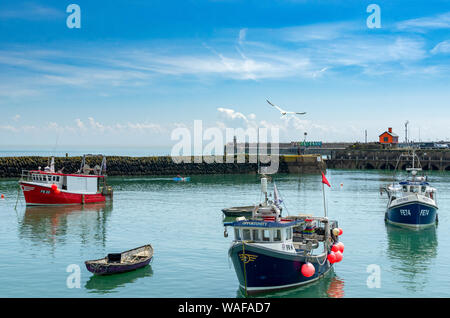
[326,276,345,298]
[236,270,345,298]
[386,225,438,292]
[85,265,153,294]
[18,202,113,248]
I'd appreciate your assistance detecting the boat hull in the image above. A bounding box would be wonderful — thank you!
[386,200,438,228]
[20,182,106,206]
[85,257,152,275]
[229,242,332,294]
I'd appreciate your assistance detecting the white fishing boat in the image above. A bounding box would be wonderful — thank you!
[382,149,438,228]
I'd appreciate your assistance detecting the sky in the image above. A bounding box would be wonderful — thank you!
[0,0,450,150]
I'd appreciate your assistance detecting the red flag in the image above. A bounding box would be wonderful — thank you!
[322,172,331,187]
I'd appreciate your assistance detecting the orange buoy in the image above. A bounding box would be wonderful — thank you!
[331,244,339,253]
[51,184,58,191]
[301,262,315,277]
[338,228,343,236]
[327,252,336,264]
[0,194,4,199]
[335,251,343,262]
[336,242,344,253]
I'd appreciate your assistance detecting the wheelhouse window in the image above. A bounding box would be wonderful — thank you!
[274,230,282,241]
[286,228,292,240]
[263,230,271,241]
[242,229,251,241]
[252,229,260,241]
[234,229,241,241]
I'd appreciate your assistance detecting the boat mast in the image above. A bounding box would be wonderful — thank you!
[261,176,268,205]
[257,127,260,174]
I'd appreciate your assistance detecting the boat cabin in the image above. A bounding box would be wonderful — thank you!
[224,217,335,255]
[22,170,105,194]
[388,181,436,201]
[232,222,295,243]
[226,219,303,243]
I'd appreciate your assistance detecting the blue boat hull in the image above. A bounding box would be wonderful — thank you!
[173,177,190,182]
[229,243,332,294]
[386,201,437,228]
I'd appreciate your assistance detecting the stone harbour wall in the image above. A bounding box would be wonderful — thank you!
[0,154,326,178]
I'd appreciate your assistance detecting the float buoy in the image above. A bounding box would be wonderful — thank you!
[331,244,339,253]
[335,251,343,262]
[51,184,58,191]
[336,242,344,253]
[327,252,337,264]
[332,228,340,236]
[0,194,4,200]
[301,262,315,277]
[338,228,343,236]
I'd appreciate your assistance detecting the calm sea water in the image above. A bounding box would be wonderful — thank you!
[1,169,450,298]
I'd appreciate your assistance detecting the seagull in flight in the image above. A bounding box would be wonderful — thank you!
[266,99,306,117]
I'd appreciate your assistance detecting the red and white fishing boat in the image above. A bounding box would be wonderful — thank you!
[19,155,113,206]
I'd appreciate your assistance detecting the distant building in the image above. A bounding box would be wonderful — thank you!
[379,127,399,144]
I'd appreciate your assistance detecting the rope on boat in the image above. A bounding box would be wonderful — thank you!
[317,253,328,266]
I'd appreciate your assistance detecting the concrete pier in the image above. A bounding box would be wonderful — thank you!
[326,149,450,171]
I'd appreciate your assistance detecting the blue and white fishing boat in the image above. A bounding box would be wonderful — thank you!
[224,173,343,295]
[383,150,438,228]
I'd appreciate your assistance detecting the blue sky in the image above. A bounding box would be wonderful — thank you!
[1,0,450,148]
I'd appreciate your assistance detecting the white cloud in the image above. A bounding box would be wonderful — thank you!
[397,12,450,32]
[0,3,63,20]
[239,28,247,44]
[431,40,450,55]
[217,107,249,126]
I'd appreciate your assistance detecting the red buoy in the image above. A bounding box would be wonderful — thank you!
[301,262,315,277]
[327,252,336,264]
[336,242,345,253]
[54,188,61,195]
[1,194,4,199]
[331,244,339,253]
[335,251,343,262]
[51,184,58,191]
[338,228,343,236]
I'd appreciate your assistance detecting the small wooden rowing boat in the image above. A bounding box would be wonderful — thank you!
[85,245,153,275]
[222,205,256,217]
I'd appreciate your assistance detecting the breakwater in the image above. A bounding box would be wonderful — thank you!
[326,149,450,171]
[0,154,326,178]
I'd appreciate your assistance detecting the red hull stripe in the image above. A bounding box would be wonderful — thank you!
[20,182,106,205]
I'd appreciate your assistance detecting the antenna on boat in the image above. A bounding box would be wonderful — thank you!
[257,127,260,174]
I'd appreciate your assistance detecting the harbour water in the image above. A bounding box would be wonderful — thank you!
[1,169,450,298]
